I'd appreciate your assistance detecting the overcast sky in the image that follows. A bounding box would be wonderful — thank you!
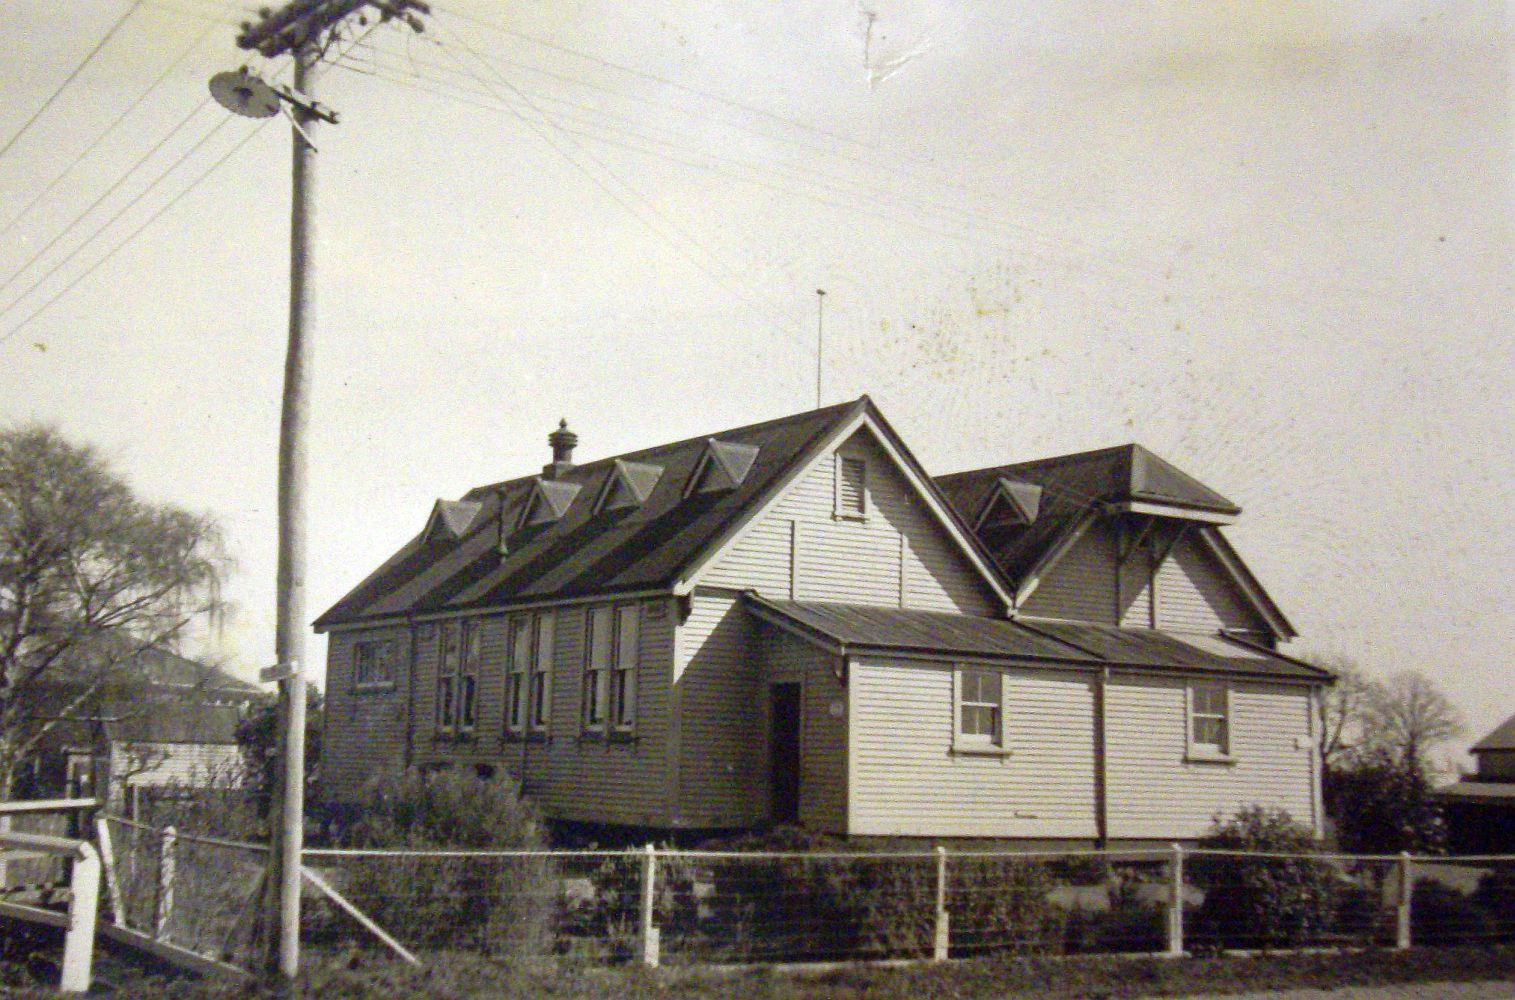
[1,1,1510,752]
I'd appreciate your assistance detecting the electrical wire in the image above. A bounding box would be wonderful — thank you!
[0,18,218,240]
[0,120,271,346]
[0,1,145,162]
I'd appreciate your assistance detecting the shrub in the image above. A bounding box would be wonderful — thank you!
[1412,880,1496,946]
[326,768,554,956]
[1189,806,1335,950]
[1063,898,1167,955]
[1473,868,1515,939]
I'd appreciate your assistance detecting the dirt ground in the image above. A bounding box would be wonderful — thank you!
[1171,980,1515,1000]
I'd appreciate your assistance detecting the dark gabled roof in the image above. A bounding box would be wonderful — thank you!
[1473,711,1515,753]
[747,595,1328,683]
[104,701,243,745]
[315,399,870,629]
[936,444,1240,584]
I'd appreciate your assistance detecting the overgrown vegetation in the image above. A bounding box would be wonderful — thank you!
[1189,806,1337,949]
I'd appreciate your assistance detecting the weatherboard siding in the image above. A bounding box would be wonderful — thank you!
[1021,519,1120,623]
[760,627,847,833]
[848,657,1098,839]
[701,431,997,615]
[1105,676,1317,839]
[1155,534,1265,634]
[109,742,244,812]
[674,592,767,827]
[323,625,412,803]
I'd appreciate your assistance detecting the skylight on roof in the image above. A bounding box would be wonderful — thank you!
[686,438,760,495]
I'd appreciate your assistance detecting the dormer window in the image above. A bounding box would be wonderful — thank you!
[594,459,663,514]
[515,478,582,530]
[686,439,760,495]
[835,455,867,519]
[422,499,482,544]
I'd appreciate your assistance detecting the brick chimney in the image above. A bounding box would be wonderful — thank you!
[543,418,577,479]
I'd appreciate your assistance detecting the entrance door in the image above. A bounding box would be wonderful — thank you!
[769,683,802,823]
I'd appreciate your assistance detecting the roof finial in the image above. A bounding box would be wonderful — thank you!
[545,418,578,479]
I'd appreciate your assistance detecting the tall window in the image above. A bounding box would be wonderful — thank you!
[1189,681,1229,756]
[529,612,554,731]
[507,616,532,734]
[612,606,638,730]
[584,604,638,731]
[836,455,867,518]
[956,667,1003,748]
[436,621,461,732]
[459,620,479,733]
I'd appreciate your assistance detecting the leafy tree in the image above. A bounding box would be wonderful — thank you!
[0,426,226,797]
[1324,745,1447,854]
[235,682,321,822]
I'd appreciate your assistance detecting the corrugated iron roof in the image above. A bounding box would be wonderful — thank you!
[747,596,1327,682]
[1473,711,1515,753]
[104,700,243,745]
[315,399,869,629]
[1435,780,1515,802]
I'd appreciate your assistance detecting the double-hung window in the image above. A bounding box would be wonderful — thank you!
[954,666,1007,754]
[435,620,478,735]
[584,603,638,732]
[1188,681,1230,758]
[436,621,461,733]
[507,613,555,736]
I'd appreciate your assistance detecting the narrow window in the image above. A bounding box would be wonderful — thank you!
[836,455,867,518]
[1189,681,1230,756]
[530,612,554,731]
[507,616,531,734]
[612,605,639,730]
[458,621,480,733]
[354,640,393,687]
[957,668,1002,746]
[584,606,614,728]
[436,621,461,732]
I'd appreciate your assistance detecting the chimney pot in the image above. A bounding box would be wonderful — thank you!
[544,418,577,479]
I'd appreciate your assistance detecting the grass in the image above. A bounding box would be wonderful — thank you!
[6,936,1515,999]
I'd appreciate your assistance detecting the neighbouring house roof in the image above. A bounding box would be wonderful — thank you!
[104,700,243,746]
[1435,780,1515,802]
[316,396,1008,629]
[1472,711,1515,753]
[745,595,1329,683]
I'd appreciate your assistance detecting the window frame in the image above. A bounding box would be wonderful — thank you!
[834,454,868,520]
[529,611,554,733]
[583,602,639,735]
[952,665,1010,757]
[1186,680,1232,762]
[506,616,532,735]
[353,638,396,690]
[435,620,461,734]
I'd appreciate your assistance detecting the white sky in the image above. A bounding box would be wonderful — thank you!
[0,1,1511,751]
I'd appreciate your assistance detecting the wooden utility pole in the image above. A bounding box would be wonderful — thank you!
[221,0,429,981]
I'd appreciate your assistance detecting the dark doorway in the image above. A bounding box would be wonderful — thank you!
[770,683,802,823]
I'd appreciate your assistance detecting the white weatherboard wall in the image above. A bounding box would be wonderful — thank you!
[848,657,1098,839]
[1105,676,1318,839]
[699,430,998,615]
[1154,534,1265,634]
[1021,520,1120,623]
[109,742,245,812]
[674,429,1002,828]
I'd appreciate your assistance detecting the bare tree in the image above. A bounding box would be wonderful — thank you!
[0,425,228,797]
[1360,669,1464,772]
[1313,654,1376,767]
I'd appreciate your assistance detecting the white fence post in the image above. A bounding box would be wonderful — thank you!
[640,844,660,968]
[1166,842,1185,957]
[933,845,950,961]
[59,842,100,993]
[154,825,177,941]
[1396,851,1413,949]
[94,817,126,928]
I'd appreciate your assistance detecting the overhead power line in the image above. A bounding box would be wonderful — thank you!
[0,1,145,163]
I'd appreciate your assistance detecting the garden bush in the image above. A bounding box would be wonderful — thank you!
[1188,806,1335,950]
[326,768,555,956]
[1473,868,1515,939]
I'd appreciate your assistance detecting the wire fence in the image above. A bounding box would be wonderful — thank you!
[91,820,1515,971]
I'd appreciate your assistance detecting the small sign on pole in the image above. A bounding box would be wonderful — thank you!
[259,661,297,684]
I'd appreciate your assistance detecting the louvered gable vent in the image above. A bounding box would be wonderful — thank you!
[517,477,581,529]
[686,438,760,495]
[837,455,867,517]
